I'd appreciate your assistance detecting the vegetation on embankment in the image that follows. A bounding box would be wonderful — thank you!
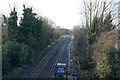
[71,0,120,78]
[2,5,71,76]
[72,26,120,78]
[91,30,120,78]
[71,26,91,78]
[70,26,88,71]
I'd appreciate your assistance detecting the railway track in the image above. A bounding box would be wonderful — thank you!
[19,38,61,78]
[23,36,68,78]
[47,36,70,79]
[19,35,71,78]
[38,36,69,78]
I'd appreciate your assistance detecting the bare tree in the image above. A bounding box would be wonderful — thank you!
[81,0,113,29]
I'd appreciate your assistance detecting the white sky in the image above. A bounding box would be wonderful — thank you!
[0,0,119,29]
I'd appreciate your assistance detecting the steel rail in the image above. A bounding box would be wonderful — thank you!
[26,37,66,78]
[38,37,68,78]
[47,36,70,79]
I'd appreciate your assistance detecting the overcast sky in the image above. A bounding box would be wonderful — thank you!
[0,0,119,29]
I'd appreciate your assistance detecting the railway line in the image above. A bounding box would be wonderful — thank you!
[19,35,71,78]
[47,36,70,78]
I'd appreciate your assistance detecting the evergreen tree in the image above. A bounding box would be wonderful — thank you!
[36,17,43,51]
[8,7,18,42]
[18,5,37,48]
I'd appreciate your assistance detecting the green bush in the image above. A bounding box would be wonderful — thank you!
[97,45,116,78]
[80,70,92,78]
[2,41,29,74]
